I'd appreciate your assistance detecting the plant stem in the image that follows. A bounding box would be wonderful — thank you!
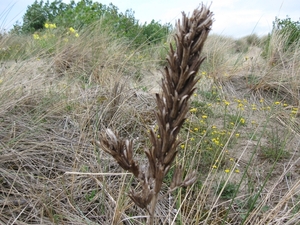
[148,193,158,225]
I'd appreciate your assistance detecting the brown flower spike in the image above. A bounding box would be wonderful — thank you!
[95,4,213,224]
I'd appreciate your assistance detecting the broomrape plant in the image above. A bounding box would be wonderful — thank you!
[94,4,213,224]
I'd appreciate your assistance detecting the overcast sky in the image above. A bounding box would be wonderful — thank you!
[1,0,299,38]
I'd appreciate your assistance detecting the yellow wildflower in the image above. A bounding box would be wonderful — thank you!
[202,115,208,119]
[190,108,197,113]
[274,101,281,105]
[44,23,49,29]
[75,33,79,37]
[0,78,3,84]
[180,144,185,149]
[238,103,244,108]
[33,33,40,39]
[291,109,298,115]
[235,169,240,173]
[49,23,56,29]
[235,133,240,138]
[212,165,217,169]
[69,27,76,33]
[225,169,230,173]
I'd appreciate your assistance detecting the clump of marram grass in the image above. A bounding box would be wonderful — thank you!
[199,34,242,81]
[94,4,213,224]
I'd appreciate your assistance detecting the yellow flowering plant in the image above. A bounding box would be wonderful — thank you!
[68,27,79,37]
[44,23,56,29]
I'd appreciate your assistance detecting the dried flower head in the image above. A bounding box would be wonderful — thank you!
[96,4,213,224]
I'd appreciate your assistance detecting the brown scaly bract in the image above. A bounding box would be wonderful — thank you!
[95,4,213,224]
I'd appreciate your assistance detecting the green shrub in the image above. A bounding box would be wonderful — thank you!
[20,0,68,33]
[274,16,300,50]
[141,20,172,43]
[261,16,300,59]
[11,0,171,47]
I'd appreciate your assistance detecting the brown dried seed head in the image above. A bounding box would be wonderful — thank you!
[182,170,198,187]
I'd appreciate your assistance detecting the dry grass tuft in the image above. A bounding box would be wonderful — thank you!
[0,20,157,224]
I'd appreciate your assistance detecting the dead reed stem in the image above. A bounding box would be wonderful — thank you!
[95,3,213,224]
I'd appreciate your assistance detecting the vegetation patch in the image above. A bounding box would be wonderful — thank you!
[1,1,300,224]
